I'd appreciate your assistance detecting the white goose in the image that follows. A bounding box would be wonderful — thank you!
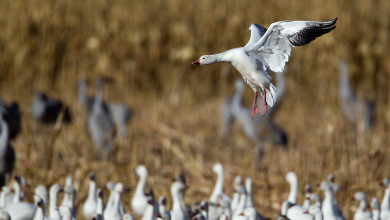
[158,196,171,220]
[104,183,130,220]
[304,206,323,220]
[231,176,242,213]
[49,184,64,220]
[96,188,104,220]
[2,188,36,220]
[132,165,149,216]
[353,192,372,220]
[371,198,380,220]
[83,173,98,220]
[61,176,76,217]
[141,191,158,220]
[32,197,45,220]
[303,184,313,209]
[170,181,188,220]
[209,163,231,205]
[284,172,312,220]
[0,107,15,187]
[380,178,390,220]
[319,181,344,220]
[193,18,337,118]
[34,185,48,209]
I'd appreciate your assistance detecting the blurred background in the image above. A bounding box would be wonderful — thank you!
[0,0,389,218]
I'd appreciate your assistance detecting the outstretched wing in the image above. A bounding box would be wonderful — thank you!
[244,23,267,48]
[247,18,337,73]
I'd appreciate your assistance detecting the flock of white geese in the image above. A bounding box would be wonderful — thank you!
[0,163,388,220]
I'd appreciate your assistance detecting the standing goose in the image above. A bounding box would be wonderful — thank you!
[353,191,372,220]
[193,18,337,118]
[380,178,390,219]
[209,163,231,205]
[49,184,64,220]
[371,198,380,220]
[170,181,188,220]
[83,173,98,220]
[158,196,171,220]
[284,172,312,220]
[132,165,149,216]
[104,183,130,220]
[61,176,77,217]
[141,190,158,220]
[319,181,344,220]
[96,188,105,220]
[0,107,15,187]
[88,78,115,155]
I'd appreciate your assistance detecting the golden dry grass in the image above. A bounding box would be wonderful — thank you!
[0,0,390,219]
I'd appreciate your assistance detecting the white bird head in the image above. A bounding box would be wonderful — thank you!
[192,55,218,65]
[136,165,148,177]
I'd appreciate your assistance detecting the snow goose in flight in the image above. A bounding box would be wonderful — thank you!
[353,191,372,220]
[380,178,390,220]
[0,107,15,187]
[193,18,337,118]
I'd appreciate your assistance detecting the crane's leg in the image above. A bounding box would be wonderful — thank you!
[250,92,259,119]
[262,89,268,116]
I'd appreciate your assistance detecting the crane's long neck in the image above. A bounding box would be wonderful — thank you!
[95,81,103,107]
[0,115,9,157]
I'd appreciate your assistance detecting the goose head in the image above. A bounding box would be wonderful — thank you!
[285,172,297,184]
[115,183,131,194]
[97,188,104,199]
[192,55,218,65]
[380,178,390,188]
[50,184,64,196]
[159,196,167,206]
[353,191,367,202]
[212,163,223,174]
[239,207,257,219]
[135,165,148,178]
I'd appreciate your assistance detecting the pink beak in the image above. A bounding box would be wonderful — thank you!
[192,59,200,65]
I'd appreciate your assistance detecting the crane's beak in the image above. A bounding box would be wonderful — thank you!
[192,59,200,65]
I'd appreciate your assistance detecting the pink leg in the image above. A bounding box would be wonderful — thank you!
[262,89,268,116]
[250,92,259,119]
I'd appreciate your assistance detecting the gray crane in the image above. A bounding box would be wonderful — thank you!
[88,77,115,155]
[31,92,72,124]
[0,100,21,140]
[78,79,132,136]
[221,72,287,168]
[339,61,374,130]
[0,106,15,187]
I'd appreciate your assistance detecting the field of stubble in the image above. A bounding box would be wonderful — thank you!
[0,0,390,218]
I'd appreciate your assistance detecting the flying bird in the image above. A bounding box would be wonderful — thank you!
[193,18,337,118]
